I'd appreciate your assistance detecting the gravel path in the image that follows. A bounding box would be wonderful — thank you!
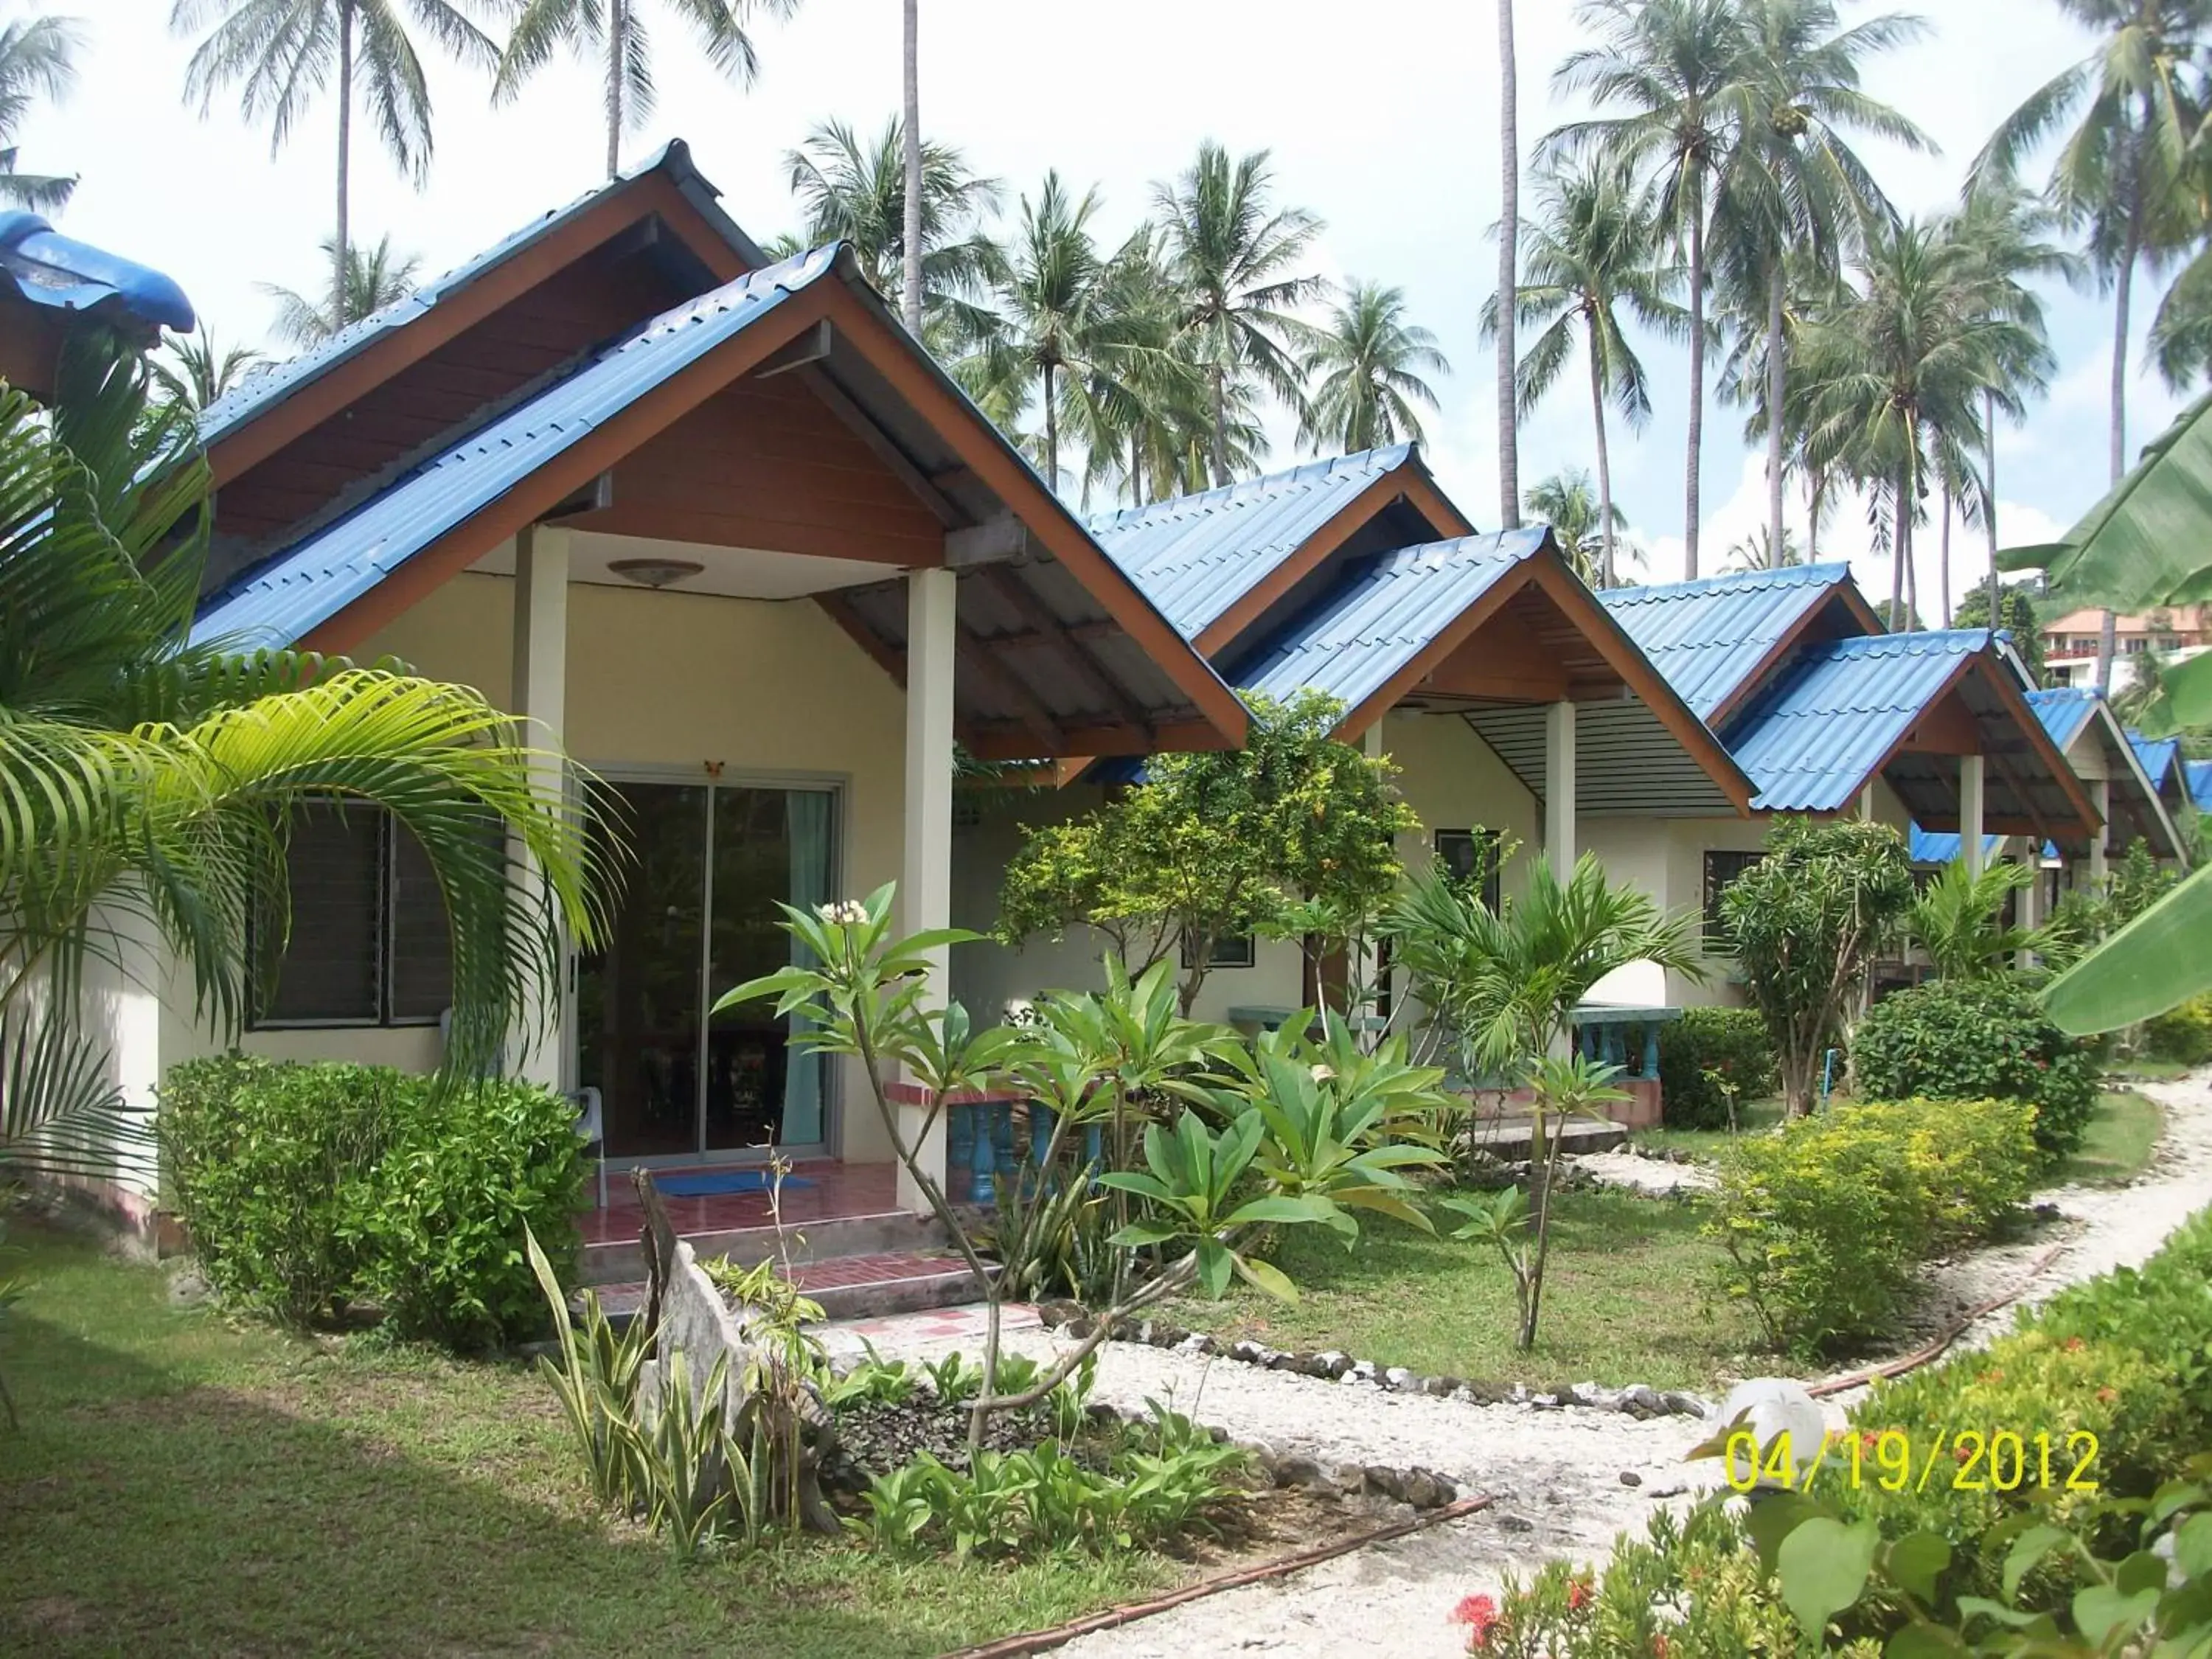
[863,1071,2212,1657]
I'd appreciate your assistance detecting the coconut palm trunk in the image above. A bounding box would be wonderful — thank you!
[900,0,922,337]
[2096,216,2139,692]
[1209,361,1228,487]
[1685,197,1708,577]
[1587,319,1616,588]
[1939,477,1952,627]
[1985,387,2001,627]
[604,0,625,178]
[1044,361,1060,494]
[1766,262,1787,563]
[335,0,354,310]
[1891,459,1910,626]
[1497,0,1521,529]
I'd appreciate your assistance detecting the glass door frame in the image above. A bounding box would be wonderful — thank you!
[571,759,846,1168]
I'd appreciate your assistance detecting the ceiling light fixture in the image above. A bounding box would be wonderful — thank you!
[608,557,705,590]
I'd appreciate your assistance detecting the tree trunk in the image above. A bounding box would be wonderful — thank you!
[1890,462,1909,627]
[1210,361,1228,487]
[900,0,924,339]
[1684,197,1708,578]
[335,1,354,319]
[1939,476,1953,627]
[1985,387,2001,631]
[1044,362,1060,495]
[1587,314,1615,589]
[1808,465,1824,564]
[1765,261,1787,563]
[1495,0,1522,529]
[1130,431,1142,507]
[2097,224,2139,692]
[605,0,626,180]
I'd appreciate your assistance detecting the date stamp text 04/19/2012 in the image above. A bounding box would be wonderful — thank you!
[1723,1429,2101,1496]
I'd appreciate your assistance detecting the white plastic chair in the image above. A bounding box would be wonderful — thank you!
[572,1085,607,1213]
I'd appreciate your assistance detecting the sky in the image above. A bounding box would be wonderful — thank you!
[22,0,2195,616]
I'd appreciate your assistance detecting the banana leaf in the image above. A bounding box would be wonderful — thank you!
[2043,865,2212,1035]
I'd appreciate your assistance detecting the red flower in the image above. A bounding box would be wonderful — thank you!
[2065,1337,2087,1353]
[1453,1594,1500,1650]
[1652,1637,1672,1659]
[1568,1576,1594,1613]
[2098,1387,2118,1404]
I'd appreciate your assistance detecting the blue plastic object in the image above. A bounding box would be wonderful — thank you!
[0,211,194,334]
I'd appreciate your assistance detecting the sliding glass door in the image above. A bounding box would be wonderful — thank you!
[577,773,837,1162]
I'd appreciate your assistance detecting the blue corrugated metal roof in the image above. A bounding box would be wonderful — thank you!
[1235,532,1548,709]
[1727,630,1989,812]
[2189,759,2212,811]
[2024,686,2101,755]
[1597,563,1859,720]
[197,140,762,451]
[0,211,194,333]
[2129,729,2183,788]
[1909,826,2049,863]
[1090,445,1421,640]
[194,244,839,649]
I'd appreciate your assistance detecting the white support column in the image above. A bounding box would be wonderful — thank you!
[1356,720,1387,1024]
[899,566,958,1211]
[509,525,569,1092]
[2088,777,2111,890]
[1544,699,1577,878]
[1958,754,1986,880]
[2017,854,2044,970]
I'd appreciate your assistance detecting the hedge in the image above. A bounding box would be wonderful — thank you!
[1655,1006,1778,1128]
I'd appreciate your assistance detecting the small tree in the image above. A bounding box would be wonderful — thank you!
[1905,858,2039,980]
[1721,819,1915,1116]
[997,691,1417,1015]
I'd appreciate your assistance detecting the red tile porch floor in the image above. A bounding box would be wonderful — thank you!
[578,1159,900,1246]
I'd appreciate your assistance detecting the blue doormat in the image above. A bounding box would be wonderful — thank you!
[653,1170,815,1198]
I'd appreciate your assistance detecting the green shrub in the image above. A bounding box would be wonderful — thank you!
[1843,1096,2038,1247]
[159,1056,582,1347]
[2146,992,2212,1066]
[1656,1006,1778,1128]
[1851,976,2101,1157]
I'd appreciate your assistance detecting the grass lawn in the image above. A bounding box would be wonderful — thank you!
[0,1227,1166,1658]
[2060,1091,2166,1187]
[1164,1187,1762,1391]
[1627,1096,1786,1162]
[2111,1057,2192,1082]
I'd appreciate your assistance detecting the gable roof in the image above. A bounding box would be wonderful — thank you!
[2130,729,2183,789]
[2028,688,2185,858]
[2023,686,2103,754]
[1597,563,1877,722]
[0,211,195,338]
[1090,445,1467,645]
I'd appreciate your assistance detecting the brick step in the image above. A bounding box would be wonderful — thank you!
[579,1206,948,1288]
[582,1248,988,1325]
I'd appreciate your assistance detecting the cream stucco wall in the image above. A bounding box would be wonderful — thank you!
[157,567,916,1166]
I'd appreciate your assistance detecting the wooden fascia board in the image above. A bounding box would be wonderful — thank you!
[812,282,1247,752]
[295,285,838,655]
[1191,467,1478,656]
[1708,585,1883,728]
[207,174,750,487]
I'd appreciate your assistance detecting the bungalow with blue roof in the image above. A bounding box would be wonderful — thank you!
[35,145,1257,1254]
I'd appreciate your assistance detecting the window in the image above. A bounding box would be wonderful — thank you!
[1703,850,1765,948]
[1434,828,1503,913]
[255,803,456,1027]
[1181,932,1256,970]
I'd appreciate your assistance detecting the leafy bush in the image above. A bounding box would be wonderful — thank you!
[1710,1097,2037,1354]
[2146,992,2212,1065]
[1851,975,2101,1157]
[1656,1006,1778,1128]
[160,1055,582,1346]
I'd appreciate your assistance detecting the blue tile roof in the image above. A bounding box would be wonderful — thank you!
[0,211,194,334]
[1234,532,1549,709]
[2189,759,2212,811]
[195,245,840,650]
[1597,563,1860,720]
[197,140,762,451]
[2024,686,2102,755]
[1726,630,1989,812]
[1090,445,1422,640]
[2129,729,2183,789]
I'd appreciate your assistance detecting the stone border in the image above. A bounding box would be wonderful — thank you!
[1074,1400,1461,1511]
[1040,1304,1711,1422]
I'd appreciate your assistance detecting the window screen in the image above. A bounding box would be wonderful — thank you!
[387,823,456,1023]
[1435,828,1503,914]
[1703,850,1765,947]
[262,804,383,1022]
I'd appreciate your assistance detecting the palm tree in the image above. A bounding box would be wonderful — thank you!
[153,330,267,409]
[1298,282,1450,455]
[1525,469,1635,587]
[1550,0,1754,578]
[1494,156,1683,588]
[1975,0,2212,692]
[261,234,422,347]
[1725,524,1804,570]
[1723,0,1930,563]
[782,118,998,330]
[1152,142,1326,484]
[0,12,79,209]
[1498,0,1523,529]
[172,0,495,335]
[492,0,799,181]
[0,341,605,1177]
[1079,228,1239,507]
[1907,859,2039,979]
[900,0,921,337]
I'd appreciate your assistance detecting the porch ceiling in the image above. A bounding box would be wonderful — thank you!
[467,533,892,599]
[1887,664,2103,849]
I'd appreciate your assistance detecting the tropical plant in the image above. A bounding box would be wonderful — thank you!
[782,117,998,335]
[1151,141,1326,484]
[1385,853,1703,1084]
[0,340,605,1179]
[171,0,495,322]
[1722,524,1803,571]
[1549,0,1755,577]
[1904,857,2039,979]
[1497,156,1683,587]
[152,329,265,411]
[1718,817,1915,1115]
[261,233,422,347]
[1297,280,1449,454]
[1524,468,1637,588]
[492,0,799,180]
[0,11,78,209]
[1976,0,2212,692]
